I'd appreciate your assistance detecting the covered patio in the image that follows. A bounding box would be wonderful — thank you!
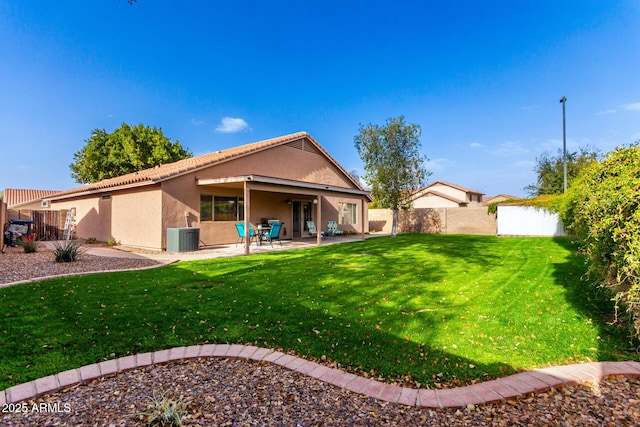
[196,175,371,255]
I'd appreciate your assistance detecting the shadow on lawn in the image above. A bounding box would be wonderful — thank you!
[550,237,639,360]
[0,235,514,390]
[166,238,514,386]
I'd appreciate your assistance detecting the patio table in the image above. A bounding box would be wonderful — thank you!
[253,226,271,246]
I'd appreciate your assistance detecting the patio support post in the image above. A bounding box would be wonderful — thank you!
[316,194,322,245]
[360,197,366,240]
[244,181,251,255]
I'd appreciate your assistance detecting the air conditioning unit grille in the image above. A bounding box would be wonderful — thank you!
[166,227,200,252]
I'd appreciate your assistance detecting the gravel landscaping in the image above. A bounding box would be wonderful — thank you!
[1,358,639,426]
[1,243,639,426]
[0,244,163,286]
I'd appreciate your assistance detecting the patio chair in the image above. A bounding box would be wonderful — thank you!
[262,221,283,247]
[306,221,326,239]
[235,223,257,246]
[327,220,344,238]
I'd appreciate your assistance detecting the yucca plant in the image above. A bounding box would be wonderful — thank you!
[52,240,85,263]
[141,391,190,427]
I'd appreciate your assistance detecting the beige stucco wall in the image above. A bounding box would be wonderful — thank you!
[51,196,109,241]
[413,194,461,208]
[111,187,163,248]
[50,185,163,247]
[429,183,466,201]
[194,144,354,188]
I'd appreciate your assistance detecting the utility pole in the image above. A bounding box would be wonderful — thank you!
[560,97,567,193]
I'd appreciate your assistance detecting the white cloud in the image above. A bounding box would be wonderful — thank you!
[469,142,483,149]
[426,157,453,173]
[621,103,640,111]
[191,118,206,126]
[597,109,616,115]
[215,117,251,133]
[491,141,529,157]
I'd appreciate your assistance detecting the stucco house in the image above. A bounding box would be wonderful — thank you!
[483,194,520,205]
[409,181,484,208]
[5,189,62,216]
[41,132,371,252]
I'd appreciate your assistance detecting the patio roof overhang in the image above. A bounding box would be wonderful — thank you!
[197,175,371,255]
[196,175,372,200]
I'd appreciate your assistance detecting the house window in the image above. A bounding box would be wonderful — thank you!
[200,195,244,222]
[200,195,213,221]
[338,202,357,225]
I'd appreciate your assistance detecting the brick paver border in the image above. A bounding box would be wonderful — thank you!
[2,345,639,409]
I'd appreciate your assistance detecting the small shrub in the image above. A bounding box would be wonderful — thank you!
[18,240,38,253]
[85,237,98,244]
[140,391,190,427]
[106,236,118,247]
[52,240,85,263]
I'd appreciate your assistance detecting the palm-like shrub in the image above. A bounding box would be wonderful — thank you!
[52,240,85,263]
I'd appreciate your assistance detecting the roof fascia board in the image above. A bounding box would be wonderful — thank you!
[49,181,156,201]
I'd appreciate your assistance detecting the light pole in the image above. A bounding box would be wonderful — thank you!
[560,96,567,193]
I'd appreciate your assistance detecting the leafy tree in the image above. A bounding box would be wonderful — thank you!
[524,146,600,196]
[354,116,430,237]
[70,123,192,183]
[560,143,640,340]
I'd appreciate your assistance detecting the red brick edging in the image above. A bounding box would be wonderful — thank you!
[2,344,639,409]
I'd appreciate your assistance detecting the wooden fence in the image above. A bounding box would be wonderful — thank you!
[3,208,67,241]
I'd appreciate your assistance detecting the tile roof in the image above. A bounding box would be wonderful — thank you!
[423,180,484,195]
[3,189,62,208]
[51,132,363,200]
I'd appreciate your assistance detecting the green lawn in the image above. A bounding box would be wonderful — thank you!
[1,234,637,390]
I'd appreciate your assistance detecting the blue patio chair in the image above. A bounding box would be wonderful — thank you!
[327,220,344,238]
[235,223,257,246]
[262,221,283,247]
[306,221,326,239]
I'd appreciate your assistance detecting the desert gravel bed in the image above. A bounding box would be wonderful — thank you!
[2,244,640,425]
[0,245,162,286]
[1,358,639,426]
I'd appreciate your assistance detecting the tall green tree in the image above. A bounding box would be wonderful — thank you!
[524,146,600,196]
[70,123,192,183]
[354,116,430,237]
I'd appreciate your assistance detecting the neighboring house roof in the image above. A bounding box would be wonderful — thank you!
[483,194,520,204]
[409,180,484,203]
[50,132,363,201]
[4,188,61,208]
[425,180,484,195]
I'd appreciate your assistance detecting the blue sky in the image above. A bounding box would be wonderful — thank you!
[1,1,639,197]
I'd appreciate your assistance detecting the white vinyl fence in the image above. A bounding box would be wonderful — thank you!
[497,205,567,237]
